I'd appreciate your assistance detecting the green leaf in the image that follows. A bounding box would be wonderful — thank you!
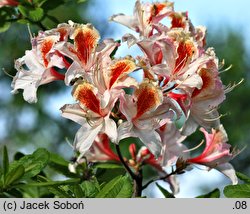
[41,0,65,10]
[236,172,250,183]
[14,152,25,161]
[48,153,78,178]
[0,21,11,33]
[18,5,44,22]
[94,163,123,169]
[80,179,100,198]
[156,183,175,198]
[28,8,44,22]
[4,165,25,187]
[0,9,12,33]
[224,184,250,198]
[2,146,9,179]
[9,148,50,179]
[18,5,29,17]
[20,178,81,187]
[96,167,126,184]
[196,188,220,198]
[35,175,73,198]
[72,184,85,198]
[96,175,133,198]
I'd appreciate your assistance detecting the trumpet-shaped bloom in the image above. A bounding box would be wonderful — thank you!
[57,23,119,85]
[181,52,225,135]
[11,31,67,103]
[158,122,187,167]
[61,81,120,158]
[110,0,173,38]
[85,134,120,162]
[118,80,179,156]
[187,125,238,184]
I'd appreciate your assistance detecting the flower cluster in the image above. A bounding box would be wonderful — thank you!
[11,0,239,191]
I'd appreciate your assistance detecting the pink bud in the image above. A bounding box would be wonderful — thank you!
[129,144,137,160]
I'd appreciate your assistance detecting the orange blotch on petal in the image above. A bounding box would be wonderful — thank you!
[170,12,187,29]
[57,28,68,41]
[109,59,136,89]
[175,40,195,73]
[148,2,169,23]
[154,3,167,15]
[73,25,99,66]
[134,82,162,119]
[40,38,55,67]
[192,68,214,97]
[73,82,102,115]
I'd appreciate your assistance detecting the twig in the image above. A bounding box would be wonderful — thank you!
[142,167,184,190]
[115,144,143,197]
[115,144,137,180]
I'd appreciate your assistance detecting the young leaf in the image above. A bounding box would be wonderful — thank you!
[96,167,126,184]
[48,153,77,178]
[156,183,175,198]
[80,179,100,198]
[224,184,250,198]
[236,172,250,183]
[17,5,29,18]
[18,5,44,22]
[96,175,133,198]
[9,148,50,179]
[196,188,220,198]
[0,21,10,33]
[94,163,123,169]
[72,184,85,198]
[4,165,25,187]
[21,178,81,187]
[36,175,73,198]
[2,146,9,179]
[28,8,44,22]
[41,0,65,10]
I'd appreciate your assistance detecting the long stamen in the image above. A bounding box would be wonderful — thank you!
[183,140,204,153]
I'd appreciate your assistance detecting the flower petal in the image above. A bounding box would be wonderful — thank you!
[74,122,103,155]
[60,103,86,125]
[103,117,118,144]
[174,39,197,73]
[108,59,136,89]
[117,121,136,142]
[134,128,162,157]
[134,81,163,119]
[109,14,138,31]
[215,163,238,185]
[71,24,99,67]
[72,82,102,115]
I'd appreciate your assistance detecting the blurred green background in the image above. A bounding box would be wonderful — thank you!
[0,0,249,197]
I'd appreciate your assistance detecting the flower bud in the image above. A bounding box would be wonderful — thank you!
[129,143,137,160]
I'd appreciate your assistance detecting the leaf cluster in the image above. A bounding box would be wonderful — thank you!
[0,146,133,198]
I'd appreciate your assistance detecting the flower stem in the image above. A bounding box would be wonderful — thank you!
[142,170,176,190]
[115,144,136,180]
[115,144,143,197]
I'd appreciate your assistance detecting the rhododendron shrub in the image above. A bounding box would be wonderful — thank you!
[8,0,242,198]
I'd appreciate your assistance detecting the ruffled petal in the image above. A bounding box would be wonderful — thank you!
[103,117,118,144]
[72,81,102,116]
[71,24,100,68]
[60,103,86,125]
[134,81,163,119]
[108,59,136,89]
[74,122,103,155]
[215,163,238,185]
